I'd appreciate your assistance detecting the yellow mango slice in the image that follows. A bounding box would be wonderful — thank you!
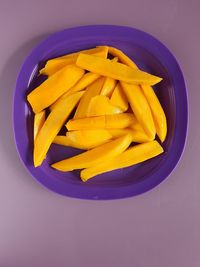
[130,119,147,132]
[109,128,152,143]
[100,77,117,97]
[66,113,135,131]
[74,77,105,118]
[110,83,128,112]
[128,115,153,139]
[55,46,108,60]
[34,111,45,141]
[121,82,156,140]
[53,129,112,150]
[33,91,84,167]
[87,95,122,116]
[50,90,85,111]
[105,113,136,129]
[40,46,108,76]
[27,65,84,113]
[107,114,152,143]
[68,72,100,94]
[76,53,162,85]
[81,141,164,181]
[67,116,105,130]
[108,47,167,142]
[51,134,132,171]
[108,46,138,68]
[100,57,118,96]
[141,84,167,142]
[50,72,99,111]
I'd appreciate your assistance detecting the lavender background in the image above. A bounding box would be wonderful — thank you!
[0,0,199,266]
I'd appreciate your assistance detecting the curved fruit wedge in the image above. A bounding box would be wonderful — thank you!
[110,83,128,112]
[81,141,164,181]
[109,128,152,143]
[51,134,132,171]
[34,110,45,141]
[66,113,135,131]
[105,113,135,129]
[68,72,100,94]
[40,46,108,76]
[50,73,99,110]
[108,46,167,142]
[87,95,122,116]
[67,116,105,130]
[54,129,112,150]
[27,65,84,113]
[100,77,117,97]
[33,91,84,167]
[74,77,105,118]
[141,84,167,142]
[50,72,99,111]
[108,46,138,68]
[76,53,162,85]
[121,82,156,140]
[100,57,118,96]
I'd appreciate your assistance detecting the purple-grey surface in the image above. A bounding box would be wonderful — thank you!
[0,0,199,267]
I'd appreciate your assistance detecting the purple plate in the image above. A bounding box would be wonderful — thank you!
[13,25,188,200]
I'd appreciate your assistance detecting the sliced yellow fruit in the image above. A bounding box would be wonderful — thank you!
[34,110,45,141]
[54,129,112,150]
[68,72,100,94]
[87,95,122,116]
[81,141,164,181]
[40,46,108,76]
[100,57,118,96]
[108,46,167,142]
[51,134,132,171]
[27,65,84,113]
[121,82,156,140]
[110,83,128,112]
[105,113,136,129]
[130,119,147,132]
[74,77,105,118]
[33,91,84,167]
[66,113,135,131]
[50,72,99,111]
[55,46,108,60]
[67,116,105,130]
[100,77,117,97]
[76,53,162,85]
[109,128,152,143]
[108,46,138,68]
[141,84,167,142]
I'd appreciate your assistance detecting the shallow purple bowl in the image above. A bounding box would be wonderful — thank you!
[13,25,188,200]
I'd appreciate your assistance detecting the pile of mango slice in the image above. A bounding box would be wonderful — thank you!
[27,46,167,182]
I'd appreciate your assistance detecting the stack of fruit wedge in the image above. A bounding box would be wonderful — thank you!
[27,46,166,182]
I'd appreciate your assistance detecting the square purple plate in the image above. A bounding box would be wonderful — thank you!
[13,25,188,200]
